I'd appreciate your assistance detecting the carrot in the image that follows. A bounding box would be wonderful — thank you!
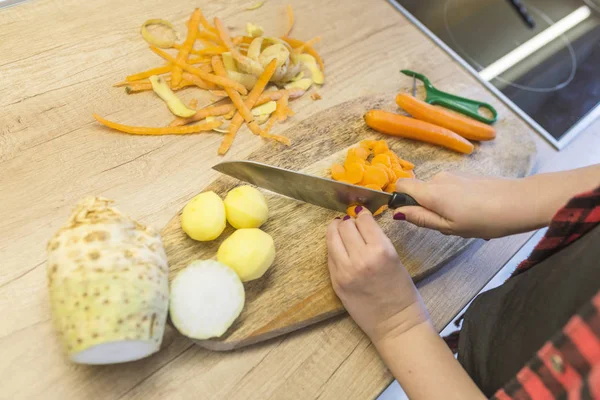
[345,163,365,185]
[211,56,263,137]
[191,46,227,56]
[397,158,415,170]
[209,89,228,97]
[220,59,284,155]
[364,110,474,155]
[281,37,324,72]
[265,92,289,133]
[373,205,388,216]
[362,165,389,188]
[124,79,195,94]
[170,103,234,127]
[385,182,396,193]
[372,154,392,168]
[372,140,389,155]
[198,30,222,45]
[171,88,305,126]
[331,164,346,181]
[294,36,321,54]
[172,9,202,87]
[125,65,172,82]
[181,72,218,90]
[93,114,221,135]
[372,164,393,184]
[284,5,294,37]
[396,93,496,141]
[150,46,248,94]
[347,205,358,218]
[364,183,382,191]
[344,156,367,169]
[187,57,212,65]
[353,146,370,160]
[198,8,218,33]
[359,140,376,150]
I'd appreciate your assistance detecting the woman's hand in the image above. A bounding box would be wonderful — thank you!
[326,207,429,345]
[394,165,600,239]
[393,172,525,239]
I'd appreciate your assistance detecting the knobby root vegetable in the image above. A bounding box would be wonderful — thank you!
[170,260,244,339]
[224,186,269,229]
[181,191,226,241]
[217,228,276,281]
[46,197,169,364]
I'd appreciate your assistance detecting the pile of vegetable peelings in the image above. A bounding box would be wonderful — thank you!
[93,5,324,155]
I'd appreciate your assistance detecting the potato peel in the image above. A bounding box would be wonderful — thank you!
[149,75,196,117]
[245,1,266,10]
[141,19,179,49]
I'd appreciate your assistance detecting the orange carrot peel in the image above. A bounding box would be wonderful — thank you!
[150,46,248,94]
[93,114,222,135]
[171,9,202,87]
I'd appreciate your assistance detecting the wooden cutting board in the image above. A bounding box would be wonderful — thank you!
[161,94,536,351]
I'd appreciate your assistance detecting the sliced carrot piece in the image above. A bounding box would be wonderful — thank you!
[359,140,376,150]
[374,205,388,216]
[331,164,346,181]
[354,146,370,160]
[397,158,415,170]
[373,140,389,155]
[372,154,392,168]
[364,183,383,191]
[345,163,365,184]
[385,182,396,193]
[362,166,389,188]
[395,169,414,179]
[347,205,358,218]
[344,156,367,169]
[372,164,393,184]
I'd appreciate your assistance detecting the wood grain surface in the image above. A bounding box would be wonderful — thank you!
[1,0,598,398]
[162,93,536,350]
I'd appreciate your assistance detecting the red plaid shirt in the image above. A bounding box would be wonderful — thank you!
[492,185,600,399]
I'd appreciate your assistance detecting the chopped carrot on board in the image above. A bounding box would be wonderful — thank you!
[362,166,389,188]
[345,163,365,185]
[331,164,346,181]
[328,139,418,216]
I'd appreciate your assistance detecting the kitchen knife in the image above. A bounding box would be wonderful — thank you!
[213,160,419,214]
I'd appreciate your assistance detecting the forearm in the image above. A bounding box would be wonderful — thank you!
[374,318,484,400]
[515,164,600,231]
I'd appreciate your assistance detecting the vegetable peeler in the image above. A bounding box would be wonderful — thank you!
[401,69,498,124]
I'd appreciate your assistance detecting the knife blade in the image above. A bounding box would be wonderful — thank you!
[213,161,419,214]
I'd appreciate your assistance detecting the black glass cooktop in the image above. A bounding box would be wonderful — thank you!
[390,0,600,149]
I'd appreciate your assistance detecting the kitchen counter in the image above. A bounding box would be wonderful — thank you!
[1,0,599,399]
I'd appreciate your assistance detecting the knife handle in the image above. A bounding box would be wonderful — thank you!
[389,192,420,208]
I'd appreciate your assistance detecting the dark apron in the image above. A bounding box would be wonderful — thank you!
[457,225,600,396]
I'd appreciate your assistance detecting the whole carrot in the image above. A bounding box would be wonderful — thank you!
[396,93,496,141]
[364,110,474,154]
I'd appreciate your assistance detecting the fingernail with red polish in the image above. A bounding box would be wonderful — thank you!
[393,212,406,221]
[355,206,363,214]
[343,215,351,221]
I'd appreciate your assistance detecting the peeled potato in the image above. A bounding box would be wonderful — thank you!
[181,191,226,241]
[217,228,275,281]
[224,186,269,229]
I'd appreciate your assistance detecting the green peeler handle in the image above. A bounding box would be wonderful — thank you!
[400,70,498,124]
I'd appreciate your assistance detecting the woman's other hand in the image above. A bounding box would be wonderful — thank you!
[326,207,429,345]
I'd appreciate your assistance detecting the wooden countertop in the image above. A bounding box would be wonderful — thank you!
[1,0,599,398]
